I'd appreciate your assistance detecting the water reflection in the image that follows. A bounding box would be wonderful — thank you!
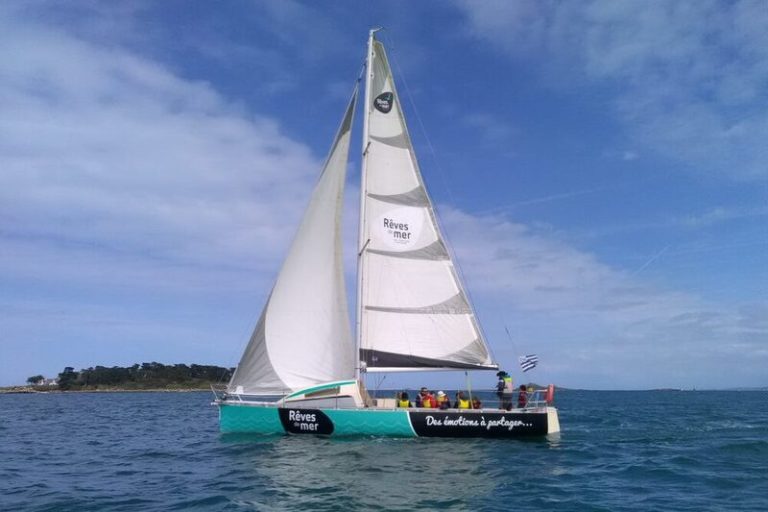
[220,435,506,510]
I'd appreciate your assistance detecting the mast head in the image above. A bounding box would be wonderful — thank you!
[369,27,383,39]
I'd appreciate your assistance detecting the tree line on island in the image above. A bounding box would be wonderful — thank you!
[27,362,234,391]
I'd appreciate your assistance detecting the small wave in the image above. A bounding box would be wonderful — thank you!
[167,495,230,510]
[717,439,768,455]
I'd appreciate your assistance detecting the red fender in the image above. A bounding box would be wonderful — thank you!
[545,384,555,404]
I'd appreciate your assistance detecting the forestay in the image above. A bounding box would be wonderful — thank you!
[358,39,496,372]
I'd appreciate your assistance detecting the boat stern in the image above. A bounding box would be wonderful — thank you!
[546,406,560,434]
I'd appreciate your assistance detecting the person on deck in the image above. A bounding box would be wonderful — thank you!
[418,387,436,408]
[471,396,482,409]
[517,385,528,409]
[496,371,514,410]
[454,391,471,409]
[436,391,450,409]
[397,392,411,408]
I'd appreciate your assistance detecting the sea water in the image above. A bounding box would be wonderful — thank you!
[1,390,766,511]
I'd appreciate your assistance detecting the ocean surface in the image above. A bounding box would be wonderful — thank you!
[1,390,766,511]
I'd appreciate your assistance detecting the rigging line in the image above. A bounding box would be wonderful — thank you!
[632,244,670,275]
[383,32,497,364]
[666,239,768,257]
[373,375,386,399]
[475,186,609,215]
[356,59,367,83]
[474,177,656,217]
[382,32,461,209]
[503,325,523,374]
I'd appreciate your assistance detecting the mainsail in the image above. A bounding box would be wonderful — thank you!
[357,37,497,372]
[228,88,358,395]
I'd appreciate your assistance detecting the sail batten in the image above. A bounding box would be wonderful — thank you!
[368,187,430,207]
[365,292,471,315]
[367,240,450,261]
[370,133,410,149]
[358,38,496,372]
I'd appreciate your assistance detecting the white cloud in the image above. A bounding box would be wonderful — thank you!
[0,18,321,295]
[456,0,768,180]
[621,151,638,161]
[0,10,331,383]
[463,112,515,145]
[440,208,768,388]
[568,204,768,243]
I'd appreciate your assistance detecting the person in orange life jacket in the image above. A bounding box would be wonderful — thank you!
[471,396,482,409]
[418,387,436,408]
[454,391,471,409]
[397,391,411,408]
[517,385,528,408]
[436,390,450,409]
[496,371,514,410]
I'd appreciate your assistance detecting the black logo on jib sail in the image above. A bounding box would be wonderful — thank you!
[374,92,394,113]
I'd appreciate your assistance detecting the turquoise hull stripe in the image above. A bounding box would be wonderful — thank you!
[219,403,283,434]
[219,403,416,437]
[325,409,415,437]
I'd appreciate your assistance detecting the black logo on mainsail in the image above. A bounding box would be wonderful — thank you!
[374,92,394,113]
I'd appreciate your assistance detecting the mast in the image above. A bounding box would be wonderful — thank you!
[355,28,380,381]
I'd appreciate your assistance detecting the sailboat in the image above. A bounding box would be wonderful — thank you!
[215,29,560,438]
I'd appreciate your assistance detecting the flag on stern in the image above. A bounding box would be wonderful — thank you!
[518,354,538,372]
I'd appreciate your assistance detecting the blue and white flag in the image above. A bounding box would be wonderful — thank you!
[518,354,538,372]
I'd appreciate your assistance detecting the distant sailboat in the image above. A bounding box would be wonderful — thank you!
[215,29,560,438]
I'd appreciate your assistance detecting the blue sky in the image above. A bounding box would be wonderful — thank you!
[1,1,766,390]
